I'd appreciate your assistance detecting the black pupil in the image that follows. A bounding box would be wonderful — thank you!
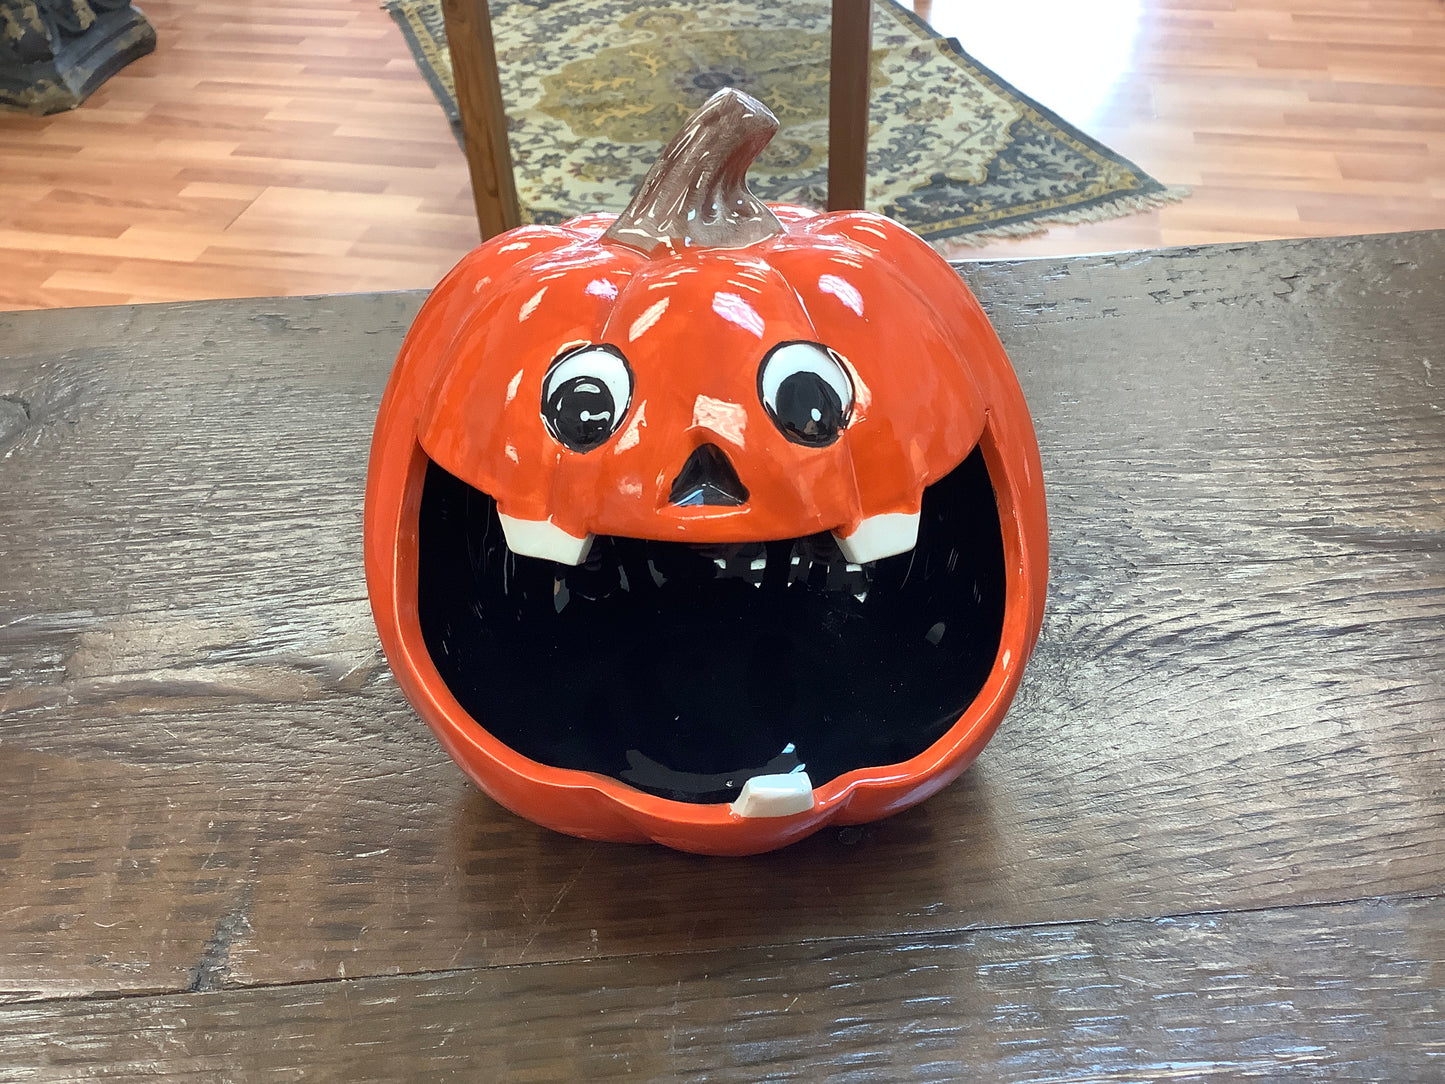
[773,371,844,445]
[545,376,617,451]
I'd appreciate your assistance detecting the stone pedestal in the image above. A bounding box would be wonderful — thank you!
[0,0,156,114]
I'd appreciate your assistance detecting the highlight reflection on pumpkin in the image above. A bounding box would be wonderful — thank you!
[364,89,1048,855]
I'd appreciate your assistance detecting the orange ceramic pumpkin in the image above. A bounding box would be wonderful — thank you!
[365,90,1047,854]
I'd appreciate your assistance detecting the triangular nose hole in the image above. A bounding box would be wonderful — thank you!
[668,443,750,507]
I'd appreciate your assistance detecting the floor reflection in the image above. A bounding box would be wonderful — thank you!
[912,0,1146,129]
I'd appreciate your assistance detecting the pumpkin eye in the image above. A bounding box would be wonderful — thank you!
[758,342,854,447]
[541,345,633,453]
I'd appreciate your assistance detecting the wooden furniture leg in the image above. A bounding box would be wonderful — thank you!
[439,0,521,239]
[443,0,871,234]
[828,0,872,211]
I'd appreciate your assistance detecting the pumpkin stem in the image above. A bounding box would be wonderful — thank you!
[603,88,784,256]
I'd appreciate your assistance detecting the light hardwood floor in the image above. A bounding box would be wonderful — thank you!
[0,0,1442,309]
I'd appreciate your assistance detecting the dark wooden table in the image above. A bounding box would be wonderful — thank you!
[1,232,1441,1079]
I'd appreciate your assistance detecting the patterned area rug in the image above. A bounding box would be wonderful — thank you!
[383,0,1184,245]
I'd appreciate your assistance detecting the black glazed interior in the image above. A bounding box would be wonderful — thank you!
[416,447,1006,804]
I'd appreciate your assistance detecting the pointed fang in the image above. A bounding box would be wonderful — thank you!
[731,771,816,818]
[497,513,594,566]
[833,512,921,564]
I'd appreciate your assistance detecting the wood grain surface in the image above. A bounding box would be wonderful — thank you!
[0,232,1441,1076]
[0,897,1439,1080]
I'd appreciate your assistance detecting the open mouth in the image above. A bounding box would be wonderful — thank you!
[416,447,1006,808]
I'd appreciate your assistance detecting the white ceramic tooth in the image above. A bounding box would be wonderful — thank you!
[730,771,815,818]
[497,513,593,565]
[833,511,920,564]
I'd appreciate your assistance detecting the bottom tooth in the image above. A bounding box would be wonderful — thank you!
[497,514,593,566]
[730,771,815,818]
[833,511,920,564]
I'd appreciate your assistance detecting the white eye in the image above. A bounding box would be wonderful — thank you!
[757,342,854,447]
[541,345,633,452]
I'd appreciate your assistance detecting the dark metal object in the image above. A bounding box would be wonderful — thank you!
[0,0,155,114]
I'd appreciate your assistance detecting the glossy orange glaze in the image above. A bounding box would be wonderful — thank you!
[364,204,1048,855]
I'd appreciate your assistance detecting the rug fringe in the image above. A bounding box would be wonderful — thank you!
[934,185,1191,252]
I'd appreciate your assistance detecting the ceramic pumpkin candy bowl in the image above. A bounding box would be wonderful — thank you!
[364,89,1047,855]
